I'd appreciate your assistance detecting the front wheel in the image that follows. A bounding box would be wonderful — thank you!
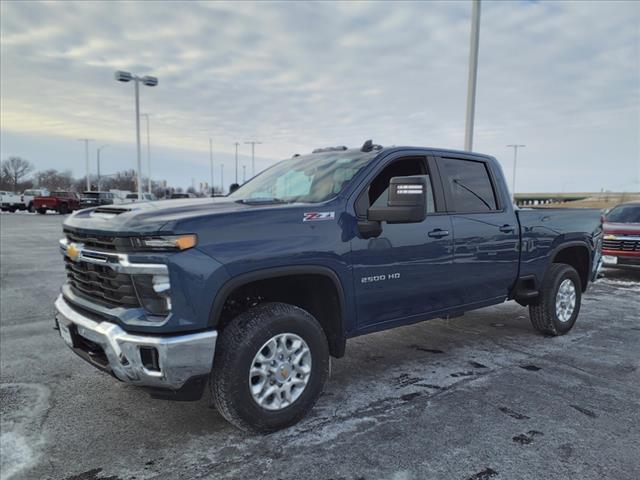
[27,202,34,213]
[211,302,330,433]
[58,203,68,215]
[37,208,46,215]
[529,263,582,336]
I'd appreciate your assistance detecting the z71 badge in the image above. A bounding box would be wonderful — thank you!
[303,212,335,222]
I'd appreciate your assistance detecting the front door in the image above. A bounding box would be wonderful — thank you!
[350,155,455,331]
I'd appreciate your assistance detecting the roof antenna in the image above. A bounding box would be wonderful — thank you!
[361,139,373,152]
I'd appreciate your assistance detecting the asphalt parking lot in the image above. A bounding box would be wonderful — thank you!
[1,212,639,480]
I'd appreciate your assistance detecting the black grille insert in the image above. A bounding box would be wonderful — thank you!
[65,256,139,308]
[603,239,640,252]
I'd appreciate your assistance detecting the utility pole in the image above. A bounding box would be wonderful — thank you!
[114,70,158,200]
[506,144,525,203]
[141,113,152,193]
[96,145,109,191]
[234,142,240,183]
[78,139,94,191]
[220,164,224,194]
[242,165,246,183]
[244,141,262,176]
[209,138,214,195]
[464,0,481,151]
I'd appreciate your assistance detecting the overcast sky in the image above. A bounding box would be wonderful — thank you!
[1,0,638,192]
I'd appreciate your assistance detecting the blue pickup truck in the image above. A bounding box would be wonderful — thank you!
[55,141,602,432]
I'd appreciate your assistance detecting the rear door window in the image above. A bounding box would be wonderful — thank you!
[439,158,498,212]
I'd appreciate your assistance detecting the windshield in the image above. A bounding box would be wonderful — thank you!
[228,150,377,203]
[126,194,137,199]
[606,204,640,223]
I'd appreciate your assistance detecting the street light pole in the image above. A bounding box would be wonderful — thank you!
[464,0,481,151]
[244,141,262,176]
[220,164,224,194]
[242,165,246,183]
[114,71,158,200]
[506,144,525,203]
[234,142,240,183]
[141,113,152,194]
[209,138,214,195]
[78,138,94,191]
[96,145,109,191]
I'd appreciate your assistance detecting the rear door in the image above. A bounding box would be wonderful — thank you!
[435,155,519,306]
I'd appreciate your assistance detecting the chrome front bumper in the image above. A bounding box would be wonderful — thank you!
[55,295,217,390]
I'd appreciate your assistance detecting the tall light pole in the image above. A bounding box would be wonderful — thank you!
[242,165,246,183]
[220,164,224,194]
[96,144,109,191]
[506,144,525,203]
[209,138,214,195]
[114,71,158,199]
[464,0,481,151]
[244,141,262,176]
[141,113,152,193]
[234,142,240,183]
[78,138,94,191]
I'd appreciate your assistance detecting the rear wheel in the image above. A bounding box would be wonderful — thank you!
[211,302,330,433]
[37,208,46,215]
[27,202,34,213]
[529,263,581,336]
[58,203,69,215]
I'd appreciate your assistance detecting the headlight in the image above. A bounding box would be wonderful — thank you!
[132,274,172,316]
[130,234,197,251]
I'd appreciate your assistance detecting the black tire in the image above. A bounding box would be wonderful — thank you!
[27,202,34,213]
[211,302,330,433]
[529,263,582,336]
[58,203,68,215]
[37,208,46,215]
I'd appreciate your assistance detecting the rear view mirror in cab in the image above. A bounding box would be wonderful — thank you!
[358,175,429,238]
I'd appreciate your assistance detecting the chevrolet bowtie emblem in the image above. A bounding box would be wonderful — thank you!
[67,243,81,261]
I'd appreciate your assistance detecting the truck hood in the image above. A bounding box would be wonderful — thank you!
[63,197,297,235]
[603,222,640,236]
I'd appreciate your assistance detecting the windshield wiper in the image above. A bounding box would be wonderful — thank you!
[236,197,289,205]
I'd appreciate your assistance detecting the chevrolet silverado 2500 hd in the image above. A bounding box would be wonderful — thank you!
[55,142,602,432]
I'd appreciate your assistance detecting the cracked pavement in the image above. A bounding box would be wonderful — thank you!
[1,213,639,480]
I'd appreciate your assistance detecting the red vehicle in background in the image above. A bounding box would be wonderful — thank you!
[602,201,640,268]
[33,191,81,215]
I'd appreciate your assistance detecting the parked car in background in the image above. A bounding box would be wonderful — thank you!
[169,193,196,199]
[1,191,24,212]
[125,192,155,202]
[602,201,640,267]
[80,191,118,209]
[34,191,81,214]
[22,189,50,212]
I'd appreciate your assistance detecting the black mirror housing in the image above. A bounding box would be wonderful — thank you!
[367,175,428,224]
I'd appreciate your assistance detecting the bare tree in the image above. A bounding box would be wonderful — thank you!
[1,157,34,192]
[34,169,74,191]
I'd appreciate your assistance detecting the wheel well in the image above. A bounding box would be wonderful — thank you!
[217,274,346,358]
[553,245,590,291]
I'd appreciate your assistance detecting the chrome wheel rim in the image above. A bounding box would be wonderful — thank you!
[555,278,576,323]
[249,333,312,411]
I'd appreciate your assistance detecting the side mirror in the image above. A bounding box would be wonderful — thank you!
[368,175,428,224]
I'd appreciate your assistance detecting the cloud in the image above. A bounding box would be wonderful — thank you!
[0,0,638,191]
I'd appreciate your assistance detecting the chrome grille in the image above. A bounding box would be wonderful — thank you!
[602,238,640,252]
[64,229,130,252]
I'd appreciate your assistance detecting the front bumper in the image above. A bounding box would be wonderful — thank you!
[55,295,217,390]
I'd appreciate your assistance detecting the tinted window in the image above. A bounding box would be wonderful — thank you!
[606,204,640,223]
[439,158,497,212]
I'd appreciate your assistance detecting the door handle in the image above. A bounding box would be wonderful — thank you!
[428,229,450,238]
[499,224,515,233]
